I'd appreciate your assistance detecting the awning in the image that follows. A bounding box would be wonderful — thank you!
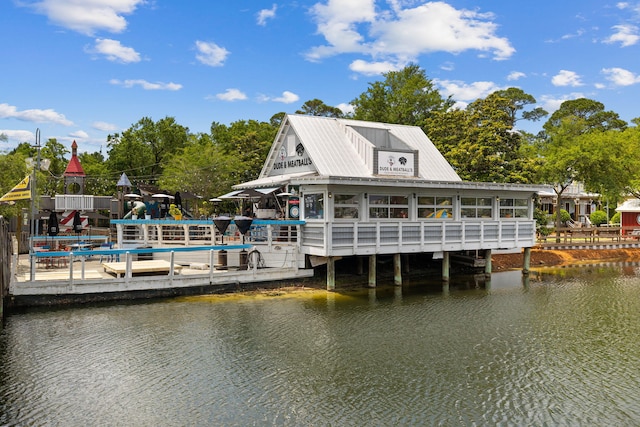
[255,187,282,195]
[218,190,244,199]
[233,171,315,190]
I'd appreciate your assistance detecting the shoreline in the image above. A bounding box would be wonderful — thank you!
[492,247,640,271]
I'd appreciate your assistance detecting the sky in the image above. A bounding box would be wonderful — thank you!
[2,0,640,155]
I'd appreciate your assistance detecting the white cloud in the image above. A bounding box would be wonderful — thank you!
[195,41,229,67]
[604,24,640,47]
[92,121,119,132]
[215,89,248,101]
[91,38,141,63]
[349,59,401,75]
[273,91,300,104]
[0,129,35,146]
[336,103,355,115]
[110,79,182,91]
[539,93,585,114]
[257,4,277,26]
[551,70,583,87]
[602,67,640,86]
[435,79,504,104]
[258,91,300,104]
[307,1,514,68]
[0,103,73,126]
[26,0,144,36]
[69,130,89,139]
[507,71,526,81]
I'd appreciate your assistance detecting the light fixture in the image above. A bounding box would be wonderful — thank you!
[328,192,332,198]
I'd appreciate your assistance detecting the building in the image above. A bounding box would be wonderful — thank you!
[234,114,548,287]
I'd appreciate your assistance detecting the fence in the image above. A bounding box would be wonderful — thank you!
[1,216,11,321]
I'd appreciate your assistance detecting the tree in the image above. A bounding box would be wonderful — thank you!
[492,87,547,126]
[40,138,69,196]
[107,116,189,187]
[0,151,29,218]
[542,98,626,136]
[159,133,239,203]
[295,99,344,117]
[79,151,113,196]
[425,89,542,183]
[538,99,628,241]
[351,64,453,126]
[211,119,277,183]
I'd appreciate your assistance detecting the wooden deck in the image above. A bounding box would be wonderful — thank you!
[102,260,183,278]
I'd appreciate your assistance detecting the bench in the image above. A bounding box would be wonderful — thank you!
[102,260,183,278]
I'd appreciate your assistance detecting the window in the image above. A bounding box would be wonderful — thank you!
[417,196,453,219]
[461,197,493,218]
[334,194,359,219]
[369,194,408,219]
[304,193,324,219]
[499,198,529,218]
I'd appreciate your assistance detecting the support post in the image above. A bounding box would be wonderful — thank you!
[368,254,376,288]
[484,249,492,276]
[357,256,364,275]
[327,256,335,291]
[393,253,402,286]
[442,251,450,282]
[523,247,531,275]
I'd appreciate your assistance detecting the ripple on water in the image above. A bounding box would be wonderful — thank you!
[2,268,640,425]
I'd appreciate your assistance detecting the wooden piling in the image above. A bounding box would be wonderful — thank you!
[484,249,492,276]
[327,257,335,291]
[442,251,450,282]
[523,247,531,274]
[393,253,402,286]
[368,254,376,288]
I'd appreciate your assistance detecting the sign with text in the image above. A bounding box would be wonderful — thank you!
[269,140,315,176]
[376,150,416,177]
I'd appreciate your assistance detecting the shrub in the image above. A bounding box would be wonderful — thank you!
[611,211,621,225]
[551,209,572,226]
[590,210,608,226]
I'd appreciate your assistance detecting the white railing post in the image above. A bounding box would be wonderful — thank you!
[125,252,132,281]
[169,251,175,285]
[116,223,123,246]
[183,225,190,245]
[209,249,215,282]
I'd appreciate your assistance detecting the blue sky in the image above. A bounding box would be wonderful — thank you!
[2,0,640,155]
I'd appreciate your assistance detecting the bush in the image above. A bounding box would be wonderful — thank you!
[551,209,572,226]
[590,210,608,226]
[611,211,621,225]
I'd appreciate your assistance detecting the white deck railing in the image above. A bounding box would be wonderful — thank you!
[300,220,537,256]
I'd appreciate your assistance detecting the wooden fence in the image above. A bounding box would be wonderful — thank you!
[1,216,11,322]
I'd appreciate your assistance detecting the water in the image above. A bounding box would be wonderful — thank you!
[2,266,640,426]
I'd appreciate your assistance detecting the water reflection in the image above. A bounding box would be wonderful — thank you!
[2,265,640,425]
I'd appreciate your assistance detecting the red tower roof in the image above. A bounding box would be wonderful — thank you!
[64,140,86,177]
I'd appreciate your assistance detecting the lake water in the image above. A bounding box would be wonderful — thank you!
[2,265,640,426]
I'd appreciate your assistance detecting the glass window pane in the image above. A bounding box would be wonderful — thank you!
[370,207,388,218]
[390,195,408,205]
[370,195,388,205]
[304,194,324,219]
[418,196,435,205]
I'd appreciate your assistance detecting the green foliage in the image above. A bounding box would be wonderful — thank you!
[426,88,541,183]
[589,210,608,226]
[107,116,188,187]
[534,208,552,236]
[296,99,344,118]
[0,151,29,218]
[552,209,572,225]
[611,211,621,225]
[211,119,277,183]
[351,64,453,126]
